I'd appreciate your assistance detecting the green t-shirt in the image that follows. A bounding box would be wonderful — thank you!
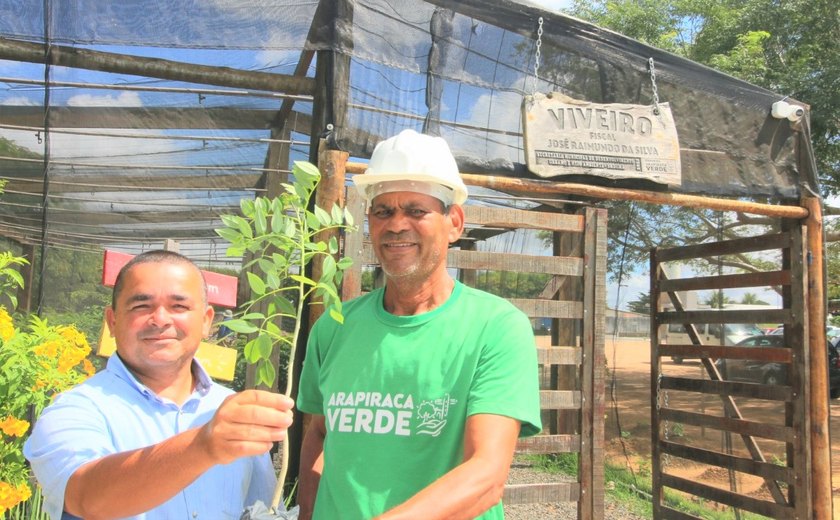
[297,281,542,520]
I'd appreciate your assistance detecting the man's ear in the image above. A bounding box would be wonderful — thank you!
[202,305,215,338]
[105,306,117,337]
[447,204,465,244]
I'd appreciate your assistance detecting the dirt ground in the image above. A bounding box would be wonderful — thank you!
[600,336,840,517]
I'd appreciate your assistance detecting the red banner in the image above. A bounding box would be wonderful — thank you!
[102,250,237,308]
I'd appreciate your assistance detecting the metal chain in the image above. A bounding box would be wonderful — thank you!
[532,17,544,94]
[648,57,660,115]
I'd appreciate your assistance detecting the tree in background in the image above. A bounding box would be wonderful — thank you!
[739,292,769,305]
[625,291,651,315]
[562,0,837,286]
[703,291,736,309]
[566,0,839,194]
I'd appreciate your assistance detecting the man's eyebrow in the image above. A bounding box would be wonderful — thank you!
[125,294,152,305]
[124,293,192,304]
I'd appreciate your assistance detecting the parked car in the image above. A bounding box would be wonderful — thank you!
[829,337,840,399]
[717,334,840,399]
[768,325,840,339]
[716,334,787,385]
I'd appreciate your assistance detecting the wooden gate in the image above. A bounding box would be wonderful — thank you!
[341,187,607,518]
[650,228,811,518]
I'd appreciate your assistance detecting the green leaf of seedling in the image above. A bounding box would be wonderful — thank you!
[266,270,281,290]
[293,183,309,204]
[337,256,354,270]
[227,246,245,257]
[344,207,355,226]
[257,360,276,387]
[254,203,267,235]
[271,211,286,234]
[329,307,344,324]
[240,198,255,215]
[293,161,321,186]
[328,236,338,255]
[215,227,242,243]
[255,333,272,359]
[305,211,320,231]
[244,338,261,363]
[247,272,266,296]
[284,219,297,238]
[257,258,275,276]
[314,205,331,227]
[220,213,241,229]
[321,255,337,280]
[290,274,316,287]
[330,204,343,225]
[240,312,265,321]
[265,321,282,337]
[225,319,259,334]
[236,217,254,240]
[273,295,296,315]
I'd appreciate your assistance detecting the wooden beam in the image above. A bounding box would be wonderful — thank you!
[0,106,312,132]
[3,173,263,194]
[345,161,808,219]
[0,37,315,95]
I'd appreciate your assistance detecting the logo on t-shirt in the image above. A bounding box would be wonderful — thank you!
[325,391,457,437]
[415,394,457,437]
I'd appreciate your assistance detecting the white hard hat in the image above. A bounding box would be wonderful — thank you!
[353,129,468,205]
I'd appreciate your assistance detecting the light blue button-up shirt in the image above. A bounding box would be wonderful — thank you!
[24,355,278,520]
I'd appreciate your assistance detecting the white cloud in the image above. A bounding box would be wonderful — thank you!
[3,96,38,106]
[67,91,143,107]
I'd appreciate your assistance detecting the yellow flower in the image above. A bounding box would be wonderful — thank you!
[0,307,13,342]
[33,340,60,358]
[82,358,96,377]
[0,416,29,437]
[0,481,31,514]
[59,326,91,351]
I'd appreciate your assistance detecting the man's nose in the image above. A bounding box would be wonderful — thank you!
[148,306,172,327]
[384,210,410,232]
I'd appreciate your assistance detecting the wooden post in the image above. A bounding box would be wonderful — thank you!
[802,196,832,518]
[309,139,348,327]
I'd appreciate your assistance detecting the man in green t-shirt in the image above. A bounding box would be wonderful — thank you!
[297,129,542,520]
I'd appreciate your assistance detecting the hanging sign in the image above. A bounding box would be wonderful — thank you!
[522,93,681,185]
[101,249,238,307]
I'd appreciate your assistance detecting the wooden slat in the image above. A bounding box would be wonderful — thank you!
[536,346,580,366]
[541,390,581,409]
[659,308,791,325]
[464,205,584,233]
[660,376,793,401]
[660,408,794,442]
[655,232,790,261]
[661,441,794,483]
[503,482,579,504]
[660,270,791,292]
[516,434,580,454]
[659,344,792,363]
[447,249,584,276]
[661,474,794,518]
[509,299,583,320]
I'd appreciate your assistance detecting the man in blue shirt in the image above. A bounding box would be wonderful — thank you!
[25,250,293,519]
